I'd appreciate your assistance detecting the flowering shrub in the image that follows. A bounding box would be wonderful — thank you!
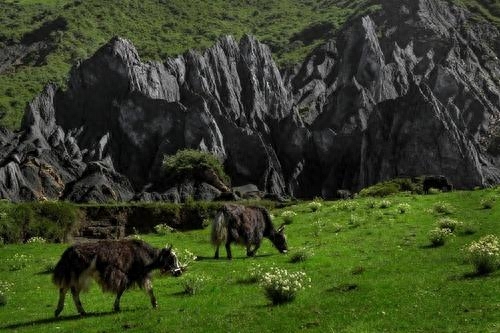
[397,203,411,214]
[0,281,14,306]
[348,214,362,228]
[247,263,264,283]
[179,274,209,295]
[281,210,297,224]
[176,249,197,267]
[26,236,47,244]
[308,201,322,212]
[428,228,453,246]
[312,219,326,238]
[436,217,462,232]
[432,202,454,215]
[378,200,392,209]
[260,267,310,305]
[331,223,343,233]
[466,235,500,274]
[6,253,31,271]
[336,200,358,211]
[154,223,174,235]
[366,199,377,209]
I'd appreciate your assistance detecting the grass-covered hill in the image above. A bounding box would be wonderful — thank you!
[0,188,499,332]
[0,0,499,129]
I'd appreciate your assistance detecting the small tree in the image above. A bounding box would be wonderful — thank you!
[162,149,230,185]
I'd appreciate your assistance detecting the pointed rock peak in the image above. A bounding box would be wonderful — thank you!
[94,36,141,65]
[239,34,265,51]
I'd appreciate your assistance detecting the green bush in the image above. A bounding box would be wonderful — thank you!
[290,248,313,263]
[162,149,230,185]
[358,178,423,197]
[480,197,496,209]
[0,201,79,244]
[29,201,79,242]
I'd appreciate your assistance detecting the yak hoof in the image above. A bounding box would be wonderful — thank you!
[79,310,87,316]
[113,306,120,313]
[54,309,62,318]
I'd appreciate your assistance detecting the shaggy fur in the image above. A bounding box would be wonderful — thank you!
[52,239,182,317]
[211,204,287,259]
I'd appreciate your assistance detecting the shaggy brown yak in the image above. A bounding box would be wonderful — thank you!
[211,204,288,259]
[52,239,182,317]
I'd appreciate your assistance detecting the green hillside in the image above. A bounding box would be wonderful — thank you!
[0,0,498,129]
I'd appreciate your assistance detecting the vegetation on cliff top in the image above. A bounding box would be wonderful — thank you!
[0,0,498,129]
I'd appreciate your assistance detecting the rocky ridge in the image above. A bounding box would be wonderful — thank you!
[0,0,499,202]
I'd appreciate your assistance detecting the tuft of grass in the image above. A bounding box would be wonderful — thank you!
[290,248,313,263]
[480,196,496,209]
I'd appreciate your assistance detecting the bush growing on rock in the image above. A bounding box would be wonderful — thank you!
[162,149,230,185]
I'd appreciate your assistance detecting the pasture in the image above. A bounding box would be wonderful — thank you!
[0,188,499,332]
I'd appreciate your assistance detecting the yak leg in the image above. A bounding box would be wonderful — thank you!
[246,244,254,257]
[225,241,232,260]
[214,244,220,259]
[247,243,260,257]
[144,279,158,308]
[113,288,126,312]
[70,287,86,316]
[54,288,67,317]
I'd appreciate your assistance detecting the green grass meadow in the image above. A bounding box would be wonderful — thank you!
[0,188,499,332]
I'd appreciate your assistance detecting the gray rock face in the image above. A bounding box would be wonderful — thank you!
[0,0,499,202]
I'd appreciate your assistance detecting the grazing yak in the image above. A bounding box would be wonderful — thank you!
[423,175,453,193]
[211,204,288,259]
[52,239,183,317]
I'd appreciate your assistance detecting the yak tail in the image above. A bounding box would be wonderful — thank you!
[52,247,75,288]
[211,210,228,246]
[52,247,94,292]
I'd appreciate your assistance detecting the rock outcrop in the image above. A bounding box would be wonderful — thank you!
[0,0,499,202]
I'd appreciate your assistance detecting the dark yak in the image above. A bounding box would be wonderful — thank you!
[423,175,453,193]
[211,204,288,259]
[52,239,183,317]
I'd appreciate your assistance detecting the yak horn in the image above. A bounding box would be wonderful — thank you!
[278,224,286,232]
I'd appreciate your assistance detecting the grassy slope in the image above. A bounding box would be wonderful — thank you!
[0,0,498,128]
[0,188,499,332]
[0,0,372,129]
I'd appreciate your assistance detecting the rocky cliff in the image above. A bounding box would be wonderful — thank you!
[1,0,499,202]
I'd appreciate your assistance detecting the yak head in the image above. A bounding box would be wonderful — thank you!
[158,245,183,277]
[271,224,288,254]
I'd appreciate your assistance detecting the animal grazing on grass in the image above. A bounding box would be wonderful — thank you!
[423,175,453,193]
[52,239,183,317]
[211,204,288,259]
